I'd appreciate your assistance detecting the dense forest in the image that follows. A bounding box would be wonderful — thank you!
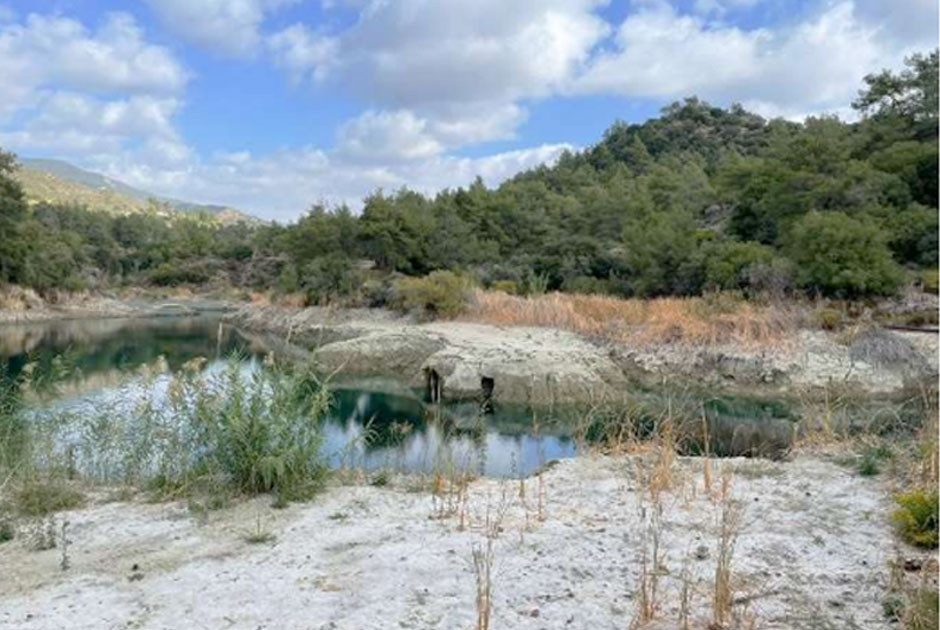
[0,51,936,303]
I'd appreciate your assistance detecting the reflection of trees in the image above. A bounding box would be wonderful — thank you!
[0,316,254,385]
[328,388,428,450]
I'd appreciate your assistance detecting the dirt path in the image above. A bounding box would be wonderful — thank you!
[0,454,911,629]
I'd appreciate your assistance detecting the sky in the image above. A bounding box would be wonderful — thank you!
[0,0,935,221]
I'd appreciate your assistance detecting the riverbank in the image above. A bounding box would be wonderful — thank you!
[0,286,235,324]
[1,289,936,406]
[227,303,938,405]
[0,452,931,630]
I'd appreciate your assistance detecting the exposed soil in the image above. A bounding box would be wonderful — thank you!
[0,453,927,630]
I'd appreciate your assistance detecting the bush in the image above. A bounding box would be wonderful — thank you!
[702,240,775,292]
[0,519,13,543]
[892,489,939,547]
[489,279,518,295]
[12,479,85,517]
[922,269,939,295]
[560,275,611,295]
[390,271,474,319]
[787,212,903,298]
[149,261,212,286]
[301,255,363,306]
[856,443,892,476]
[816,307,845,331]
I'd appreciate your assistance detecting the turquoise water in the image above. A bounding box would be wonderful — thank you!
[0,316,576,478]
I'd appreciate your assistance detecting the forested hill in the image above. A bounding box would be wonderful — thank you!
[0,51,936,300]
[280,50,935,299]
[14,158,258,225]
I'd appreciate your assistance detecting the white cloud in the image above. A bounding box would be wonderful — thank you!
[574,1,914,119]
[147,0,298,58]
[853,0,938,45]
[692,0,762,16]
[0,92,187,163]
[0,12,187,119]
[576,3,764,99]
[103,143,573,221]
[334,103,528,162]
[330,0,609,107]
[427,103,528,147]
[336,110,443,161]
[267,23,337,83]
[270,0,608,148]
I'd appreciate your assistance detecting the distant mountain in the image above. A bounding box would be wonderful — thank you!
[14,158,260,225]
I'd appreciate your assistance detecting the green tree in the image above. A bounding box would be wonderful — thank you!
[0,150,28,283]
[787,212,903,297]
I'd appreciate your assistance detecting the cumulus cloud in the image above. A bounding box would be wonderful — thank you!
[270,0,608,147]
[147,0,298,58]
[853,0,938,45]
[267,23,338,83]
[0,12,187,118]
[330,0,609,107]
[336,110,443,162]
[0,92,188,164]
[574,1,914,119]
[103,143,574,221]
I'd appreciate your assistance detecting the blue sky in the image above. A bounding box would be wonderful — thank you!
[0,0,935,220]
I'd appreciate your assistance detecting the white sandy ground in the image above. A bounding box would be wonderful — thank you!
[2,453,930,630]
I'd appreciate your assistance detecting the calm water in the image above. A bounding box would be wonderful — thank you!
[0,315,577,477]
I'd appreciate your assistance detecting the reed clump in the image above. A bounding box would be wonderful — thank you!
[1,354,331,514]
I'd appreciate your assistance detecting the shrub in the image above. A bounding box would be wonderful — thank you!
[489,280,518,295]
[856,444,892,476]
[922,269,939,295]
[301,255,363,306]
[787,212,903,298]
[0,519,14,543]
[815,307,845,331]
[893,489,939,547]
[390,271,474,319]
[702,241,775,292]
[560,275,611,295]
[12,479,85,517]
[149,261,212,286]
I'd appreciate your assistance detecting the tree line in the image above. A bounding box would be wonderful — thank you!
[0,51,936,302]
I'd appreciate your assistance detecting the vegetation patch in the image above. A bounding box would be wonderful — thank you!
[464,289,798,346]
[11,479,85,517]
[856,443,893,477]
[892,489,939,548]
[389,271,474,320]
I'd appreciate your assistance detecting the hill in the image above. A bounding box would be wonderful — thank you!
[14,158,259,225]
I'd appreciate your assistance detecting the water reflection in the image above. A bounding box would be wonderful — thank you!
[324,388,575,477]
[2,316,577,478]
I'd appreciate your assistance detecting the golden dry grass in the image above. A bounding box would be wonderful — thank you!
[463,290,801,347]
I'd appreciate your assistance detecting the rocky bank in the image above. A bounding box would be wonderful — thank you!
[226,305,938,405]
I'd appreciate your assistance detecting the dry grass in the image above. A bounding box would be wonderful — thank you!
[464,290,801,347]
[713,467,742,628]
